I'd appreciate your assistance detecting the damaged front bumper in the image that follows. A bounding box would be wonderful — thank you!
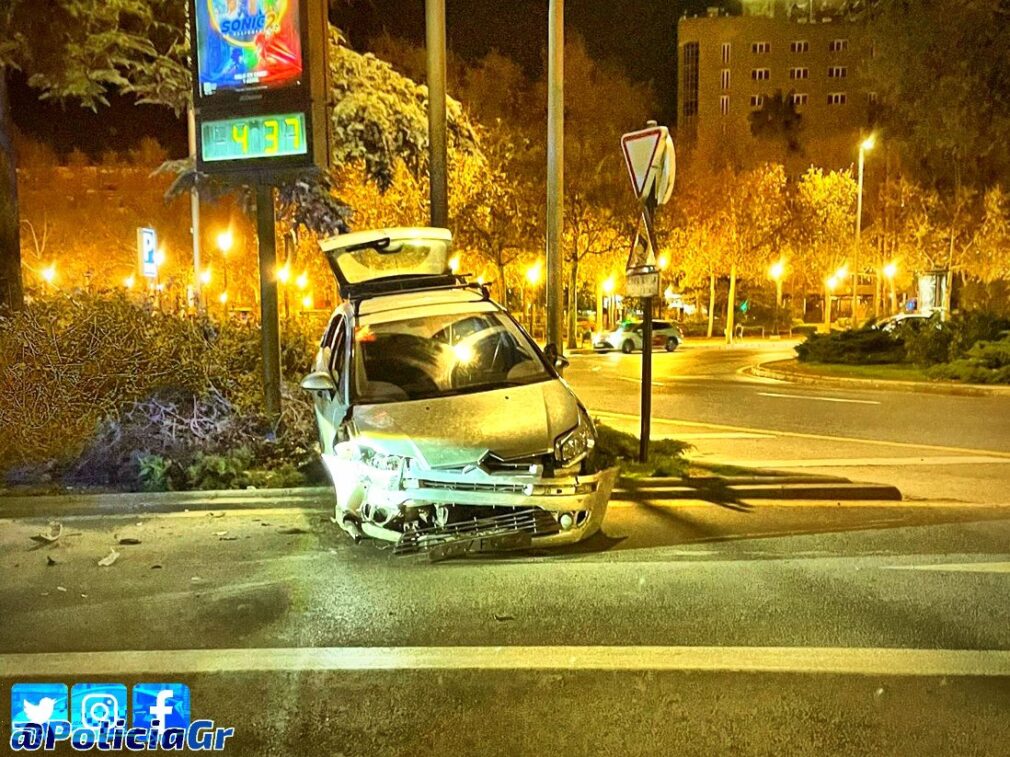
[322,452,617,553]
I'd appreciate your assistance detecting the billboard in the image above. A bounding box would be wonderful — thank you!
[194,0,304,98]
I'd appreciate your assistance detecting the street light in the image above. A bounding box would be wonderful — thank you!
[276,263,291,284]
[199,268,212,286]
[854,134,876,324]
[296,272,309,290]
[769,259,786,334]
[602,276,616,330]
[825,274,838,330]
[41,263,56,288]
[123,275,135,290]
[525,261,543,336]
[216,230,233,254]
[301,293,314,310]
[883,261,898,314]
[449,255,461,274]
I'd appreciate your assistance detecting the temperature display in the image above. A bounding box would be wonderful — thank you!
[201,112,308,162]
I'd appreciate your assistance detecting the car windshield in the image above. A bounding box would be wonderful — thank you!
[352,309,551,403]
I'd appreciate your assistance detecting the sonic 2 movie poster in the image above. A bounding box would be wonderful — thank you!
[195,0,304,97]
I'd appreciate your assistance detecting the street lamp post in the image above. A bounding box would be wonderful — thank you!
[769,259,785,335]
[883,261,898,314]
[526,261,543,338]
[216,230,232,317]
[602,276,615,330]
[854,134,875,326]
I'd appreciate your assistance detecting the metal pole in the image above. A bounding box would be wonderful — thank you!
[546,0,564,353]
[639,194,659,464]
[854,145,864,325]
[426,0,449,229]
[257,185,282,421]
[187,107,202,312]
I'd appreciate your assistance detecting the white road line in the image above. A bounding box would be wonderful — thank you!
[1,646,1010,677]
[590,410,1010,460]
[703,456,1010,469]
[884,561,1010,573]
[669,432,776,440]
[757,392,882,406]
[615,376,668,387]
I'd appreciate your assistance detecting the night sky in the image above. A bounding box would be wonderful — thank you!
[10,0,715,159]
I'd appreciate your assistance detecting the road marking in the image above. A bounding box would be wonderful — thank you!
[591,410,1010,460]
[757,392,882,406]
[884,561,1010,573]
[670,432,776,440]
[704,456,1010,469]
[616,375,668,387]
[2,646,1009,677]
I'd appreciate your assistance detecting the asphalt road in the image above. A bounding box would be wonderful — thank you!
[2,341,1008,755]
[566,340,1010,505]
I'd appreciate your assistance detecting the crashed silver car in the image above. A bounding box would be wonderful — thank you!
[301,227,616,557]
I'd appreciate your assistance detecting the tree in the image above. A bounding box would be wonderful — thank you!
[792,167,858,326]
[1,0,167,310]
[748,89,804,157]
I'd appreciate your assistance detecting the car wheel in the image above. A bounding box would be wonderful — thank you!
[665,337,679,352]
[621,340,634,354]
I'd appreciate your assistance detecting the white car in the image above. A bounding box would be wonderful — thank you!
[594,320,684,353]
[301,227,616,558]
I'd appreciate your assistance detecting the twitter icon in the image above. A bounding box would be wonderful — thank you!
[11,683,68,728]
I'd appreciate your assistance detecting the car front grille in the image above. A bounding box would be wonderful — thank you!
[394,507,561,558]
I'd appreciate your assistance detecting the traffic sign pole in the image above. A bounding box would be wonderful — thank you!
[256,185,282,422]
[639,189,658,464]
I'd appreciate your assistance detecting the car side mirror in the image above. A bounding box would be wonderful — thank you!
[544,343,570,372]
[300,371,337,394]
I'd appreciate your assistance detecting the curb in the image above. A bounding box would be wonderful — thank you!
[750,360,1010,398]
[0,475,901,519]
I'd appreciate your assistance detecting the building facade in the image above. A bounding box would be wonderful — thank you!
[678,5,875,171]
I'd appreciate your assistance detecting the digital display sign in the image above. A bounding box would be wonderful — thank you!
[195,0,304,97]
[201,112,308,162]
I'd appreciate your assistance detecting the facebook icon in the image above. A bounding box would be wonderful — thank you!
[132,683,191,733]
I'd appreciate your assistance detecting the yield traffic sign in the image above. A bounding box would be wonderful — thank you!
[621,127,664,199]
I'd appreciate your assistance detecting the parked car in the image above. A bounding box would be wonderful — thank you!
[593,320,684,353]
[870,312,938,334]
[301,227,616,557]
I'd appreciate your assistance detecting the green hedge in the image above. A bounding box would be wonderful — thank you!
[795,328,906,365]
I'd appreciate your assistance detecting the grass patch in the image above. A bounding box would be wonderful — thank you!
[593,424,691,478]
[772,359,929,382]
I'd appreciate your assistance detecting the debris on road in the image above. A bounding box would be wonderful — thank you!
[218,535,238,541]
[151,564,163,570]
[56,586,67,593]
[46,556,59,567]
[118,538,142,546]
[493,613,516,622]
[279,527,309,535]
[30,521,63,545]
[97,549,120,567]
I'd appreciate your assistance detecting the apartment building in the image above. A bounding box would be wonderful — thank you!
[678,3,875,170]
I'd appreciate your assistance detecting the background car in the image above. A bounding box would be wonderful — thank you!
[594,320,683,353]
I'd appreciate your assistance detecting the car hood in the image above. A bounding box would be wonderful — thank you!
[350,379,580,469]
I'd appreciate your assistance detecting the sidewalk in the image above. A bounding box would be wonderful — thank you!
[751,358,1010,398]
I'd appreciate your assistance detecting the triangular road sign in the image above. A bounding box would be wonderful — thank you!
[626,216,658,272]
[621,127,664,199]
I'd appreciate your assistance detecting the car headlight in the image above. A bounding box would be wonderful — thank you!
[358,447,408,473]
[554,408,596,467]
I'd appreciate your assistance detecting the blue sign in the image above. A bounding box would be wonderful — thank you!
[11,684,68,729]
[71,683,128,732]
[138,227,158,279]
[132,683,191,732]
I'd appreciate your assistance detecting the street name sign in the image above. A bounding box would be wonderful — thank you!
[625,271,660,298]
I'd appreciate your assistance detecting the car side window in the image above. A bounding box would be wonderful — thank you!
[654,321,669,330]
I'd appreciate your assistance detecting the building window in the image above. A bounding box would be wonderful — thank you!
[720,69,731,90]
[751,41,771,54]
[867,92,879,105]
[827,92,847,106]
[790,40,809,53]
[789,67,809,80]
[720,95,730,116]
[751,68,770,81]
[829,39,848,52]
[790,93,808,107]
[828,66,847,79]
[750,95,765,109]
[721,42,731,65]
[682,42,700,119]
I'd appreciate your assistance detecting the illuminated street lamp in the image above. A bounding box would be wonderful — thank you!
[218,291,229,305]
[199,269,212,286]
[853,134,876,324]
[824,274,839,330]
[301,293,314,310]
[602,276,616,329]
[276,263,293,319]
[123,275,135,290]
[41,263,56,288]
[525,261,543,335]
[883,261,899,314]
[769,259,786,334]
[449,255,461,275]
[216,230,233,255]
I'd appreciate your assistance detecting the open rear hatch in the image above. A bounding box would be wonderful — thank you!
[319,227,457,299]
